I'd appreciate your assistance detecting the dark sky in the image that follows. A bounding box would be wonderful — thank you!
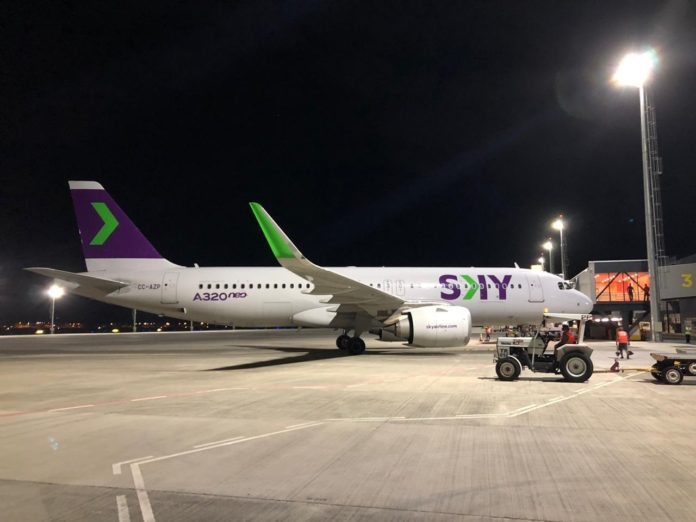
[2,1,695,323]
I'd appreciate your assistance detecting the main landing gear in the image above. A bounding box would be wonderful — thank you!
[336,332,366,355]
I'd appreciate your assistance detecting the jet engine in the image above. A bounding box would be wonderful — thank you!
[382,305,471,347]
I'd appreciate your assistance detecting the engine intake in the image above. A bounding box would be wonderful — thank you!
[386,305,471,347]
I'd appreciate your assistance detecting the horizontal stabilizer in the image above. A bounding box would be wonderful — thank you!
[25,267,128,293]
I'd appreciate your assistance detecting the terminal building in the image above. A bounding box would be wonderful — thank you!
[572,258,696,340]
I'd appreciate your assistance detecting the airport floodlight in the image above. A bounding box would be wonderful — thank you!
[47,284,65,334]
[551,216,566,279]
[47,284,65,299]
[542,240,555,274]
[613,50,657,88]
[612,47,663,341]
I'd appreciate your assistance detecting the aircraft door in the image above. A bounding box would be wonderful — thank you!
[383,280,393,295]
[161,272,179,304]
[395,280,405,297]
[526,274,544,302]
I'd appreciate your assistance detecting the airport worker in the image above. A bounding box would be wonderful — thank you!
[554,324,575,354]
[616,327,630,359]
[685,324,692,344]
[627,284,634,301]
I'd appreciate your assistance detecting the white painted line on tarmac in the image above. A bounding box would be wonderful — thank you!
[292,386,326,389]
[116,495,131,522]
[193,436,244,449]
[547,396,565,402]
[285,421,321,429]
[346,382,368,388]
[131,463,155,522]
[112,456,154,475]
[128,422,325,522]
[130,396,167,402]
[48,404,95,412]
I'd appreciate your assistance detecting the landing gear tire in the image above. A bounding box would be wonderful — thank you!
[495,357,521,381]
[687,362,696,376]
[560,352,593,382]
[347,337,366,355]
[336,334,350,351]
[663,366,683,385]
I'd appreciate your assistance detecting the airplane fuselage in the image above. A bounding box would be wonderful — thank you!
[72,266,591,328]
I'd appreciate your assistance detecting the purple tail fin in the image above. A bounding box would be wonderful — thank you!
[69,181,171,271]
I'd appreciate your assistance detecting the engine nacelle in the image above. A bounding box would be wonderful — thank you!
[389,305,471,347]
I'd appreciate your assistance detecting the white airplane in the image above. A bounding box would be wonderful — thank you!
[27,181,592,354]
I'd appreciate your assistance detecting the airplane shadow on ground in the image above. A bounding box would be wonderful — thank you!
[478,376,568,383]
[205,345,452,371]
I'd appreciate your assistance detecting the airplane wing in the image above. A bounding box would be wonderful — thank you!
[249,203,405,319]
[25,267,128,293]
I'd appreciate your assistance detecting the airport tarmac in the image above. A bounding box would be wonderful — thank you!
[1,329,695,522]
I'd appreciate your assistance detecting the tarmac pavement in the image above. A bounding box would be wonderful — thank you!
[1,329,695,521]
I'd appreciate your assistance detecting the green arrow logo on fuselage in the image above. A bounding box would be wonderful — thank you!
[89,202,119,245]
[461,275,478,300]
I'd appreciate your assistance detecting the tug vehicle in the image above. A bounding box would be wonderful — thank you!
[495,333,593,382]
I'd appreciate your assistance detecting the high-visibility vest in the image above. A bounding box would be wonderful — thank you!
[617,330,629,344]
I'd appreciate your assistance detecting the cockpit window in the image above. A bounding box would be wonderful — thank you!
[558,281,575,290]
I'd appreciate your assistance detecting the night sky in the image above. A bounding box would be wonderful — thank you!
[2,1,696,324]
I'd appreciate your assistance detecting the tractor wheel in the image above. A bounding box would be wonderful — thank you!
[560,352,593,382]
[495,357,521,381]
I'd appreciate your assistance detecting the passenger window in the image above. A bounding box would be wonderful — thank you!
[266,284,270,289]
[256,284,260,289]
[241,284,245,289]
[215,284,220,289]
[224,284,228,289]
[282,284,286,289]
[232,284,237,289]
[290,284,294,289]
[207,284,212,290]
[518,284,522,289]
[198,284,203,289]
[274,284,278,289]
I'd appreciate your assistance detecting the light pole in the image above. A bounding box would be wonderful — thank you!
[542,240,554,275]
[552,217,566,279]
[613,49,661,341]
[47,284,65,334]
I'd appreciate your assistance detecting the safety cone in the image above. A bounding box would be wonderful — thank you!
[610,358,620,372]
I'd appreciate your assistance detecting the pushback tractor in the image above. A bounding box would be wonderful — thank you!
[495,334,594,382]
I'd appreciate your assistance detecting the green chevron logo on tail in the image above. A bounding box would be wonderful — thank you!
[89,202,119,245]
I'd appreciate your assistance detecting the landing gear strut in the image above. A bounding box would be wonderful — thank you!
[336,332,366,355]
